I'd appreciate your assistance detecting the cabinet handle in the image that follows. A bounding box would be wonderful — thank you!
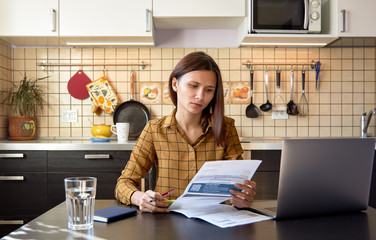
[0,176,24,181]
[145,9,151,32]
[341,9,346,32]
[84,154,111,159]
[0,220,24,225]
[0,153,24,158]
[51,8,57,32]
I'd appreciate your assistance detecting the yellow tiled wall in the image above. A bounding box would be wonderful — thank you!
[3,47,376,139]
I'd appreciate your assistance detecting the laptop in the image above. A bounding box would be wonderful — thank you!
[251,138,375,219]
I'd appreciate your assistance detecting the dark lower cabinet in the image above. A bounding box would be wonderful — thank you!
[47,151,131,209]
[0,150,130,238]
[250,150,281,200]
[0,151,48,238]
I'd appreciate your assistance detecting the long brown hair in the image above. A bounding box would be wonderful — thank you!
[168,51,225,147]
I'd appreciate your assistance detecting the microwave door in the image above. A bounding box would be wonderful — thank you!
[251,0,308,33]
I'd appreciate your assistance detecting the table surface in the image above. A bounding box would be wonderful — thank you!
[3,200,376,240]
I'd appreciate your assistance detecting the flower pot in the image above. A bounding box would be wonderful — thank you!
[8,116,36,140]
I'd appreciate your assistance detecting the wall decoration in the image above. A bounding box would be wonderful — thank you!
[140,82,162,104]
[230,82,251,104]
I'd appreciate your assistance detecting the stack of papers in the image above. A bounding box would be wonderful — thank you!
[169,160,273,228]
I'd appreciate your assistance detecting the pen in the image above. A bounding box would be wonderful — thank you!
[149,189,175,203]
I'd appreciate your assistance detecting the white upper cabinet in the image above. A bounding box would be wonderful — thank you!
[153,0,245,29]
[337,0,376,37]
[60,0,153,44]
[0,0,58,36]
[153,0,245,47]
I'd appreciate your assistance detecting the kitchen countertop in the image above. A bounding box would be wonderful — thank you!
[0,137,281,151]
[0,137,373,151]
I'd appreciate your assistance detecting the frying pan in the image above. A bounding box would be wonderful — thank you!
[113,72,151,140]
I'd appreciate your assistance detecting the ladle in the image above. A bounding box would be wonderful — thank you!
[298,70,309,116]
[260,71,272,112]
[245,70,259,118]
[287,71,299,115]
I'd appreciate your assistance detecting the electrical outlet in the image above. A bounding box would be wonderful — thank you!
[61,110,78,123]
[272,107,289,120]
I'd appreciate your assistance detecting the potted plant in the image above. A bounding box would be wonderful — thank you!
[1,73,47,140]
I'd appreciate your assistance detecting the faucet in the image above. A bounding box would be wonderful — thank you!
[361,108,376,138]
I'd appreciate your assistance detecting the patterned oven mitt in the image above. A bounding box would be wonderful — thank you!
[86,73,118,114]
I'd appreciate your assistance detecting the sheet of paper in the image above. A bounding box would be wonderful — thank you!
[184,160,262,196]
[169,160,272,228]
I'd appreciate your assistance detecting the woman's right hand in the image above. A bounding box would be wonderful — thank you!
[131,190,170,213]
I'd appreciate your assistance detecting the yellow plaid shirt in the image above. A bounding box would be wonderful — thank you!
[115,110,244,205]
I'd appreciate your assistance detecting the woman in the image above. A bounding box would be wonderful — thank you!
[115,51,256,213]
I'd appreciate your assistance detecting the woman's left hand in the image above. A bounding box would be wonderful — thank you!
[229,180,256,208]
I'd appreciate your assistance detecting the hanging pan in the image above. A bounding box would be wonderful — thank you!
[113,72,151,140]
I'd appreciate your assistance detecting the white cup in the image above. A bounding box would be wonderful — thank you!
[111,122,129,143]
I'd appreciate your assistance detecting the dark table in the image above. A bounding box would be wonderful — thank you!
[3,200,376,240]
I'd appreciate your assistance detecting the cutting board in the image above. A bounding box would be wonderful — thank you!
[67,70,91,100]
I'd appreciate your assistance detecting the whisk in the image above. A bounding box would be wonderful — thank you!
[298,70,309,116]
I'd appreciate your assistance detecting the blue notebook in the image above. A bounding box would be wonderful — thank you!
[94,206,137,223]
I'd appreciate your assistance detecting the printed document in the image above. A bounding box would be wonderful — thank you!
[169,160,273,228]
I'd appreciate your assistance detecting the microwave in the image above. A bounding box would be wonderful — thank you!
[249,0,321,33]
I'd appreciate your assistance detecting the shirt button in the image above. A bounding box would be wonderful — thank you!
[189,147,194,151]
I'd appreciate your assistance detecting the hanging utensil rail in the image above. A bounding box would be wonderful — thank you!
[37,60,149,71]
[242,60,317,70]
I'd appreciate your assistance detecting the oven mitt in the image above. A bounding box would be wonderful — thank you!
[86,72,118,114]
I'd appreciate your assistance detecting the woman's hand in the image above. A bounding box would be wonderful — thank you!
[131,190,170,213]
[229,180,257,208]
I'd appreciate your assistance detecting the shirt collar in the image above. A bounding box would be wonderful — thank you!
[162,109,178,130]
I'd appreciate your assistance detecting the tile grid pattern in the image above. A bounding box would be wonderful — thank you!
[1,47,375,139]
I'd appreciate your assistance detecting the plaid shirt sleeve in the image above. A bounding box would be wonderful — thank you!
[223,117,244,160]
[115,121,156,205]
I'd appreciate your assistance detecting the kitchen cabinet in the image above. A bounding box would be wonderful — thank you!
[47,150,130,209]
[0,0,58,36]
[153,0,245,48]
[247,150,281,199]
[0,151,48,238]
[59,0,154,46]
[337,0,376,37]
[0,149,133,238]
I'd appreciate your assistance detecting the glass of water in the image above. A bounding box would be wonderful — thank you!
[64,177,97,230]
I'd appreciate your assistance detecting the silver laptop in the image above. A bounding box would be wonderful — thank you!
[251,138,375,219]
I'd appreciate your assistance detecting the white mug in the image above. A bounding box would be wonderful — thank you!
[111,122,129,143]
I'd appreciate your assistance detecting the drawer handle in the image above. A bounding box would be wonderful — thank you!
[0,220,24,225]
[0,153,24,158]
[84,154,110,159]
[0,176,25,181]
